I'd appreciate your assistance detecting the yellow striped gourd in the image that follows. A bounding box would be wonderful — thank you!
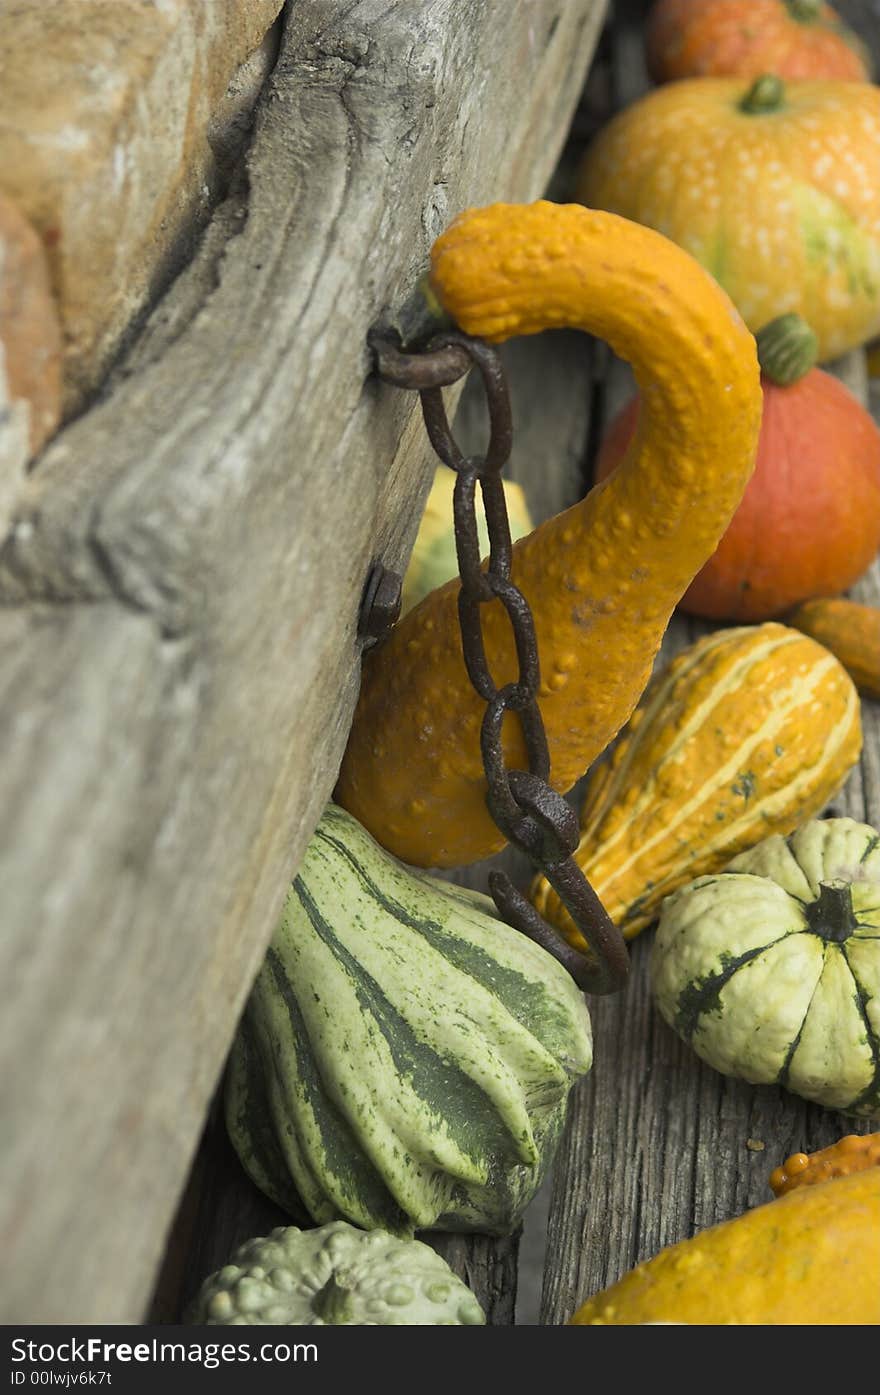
[531,623,862,944]
[401,467,533,617]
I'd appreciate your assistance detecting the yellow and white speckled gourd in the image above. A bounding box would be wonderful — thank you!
[401,467,534,616]
[578,75,880,360]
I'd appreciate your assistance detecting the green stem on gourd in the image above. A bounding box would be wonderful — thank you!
[740,74,786,114]
[391,273,454,349]
[755,314,819,386]
[806,880,860,943]
[787,0,823,22]
[311,1273,354,1323]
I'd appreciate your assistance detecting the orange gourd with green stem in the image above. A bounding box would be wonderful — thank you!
[646,0,872,84]
[336,202,761,869]
[577,75,880,362]
[594,313,880,621]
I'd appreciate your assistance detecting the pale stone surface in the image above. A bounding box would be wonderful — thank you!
[0,193,61,529]
[0,0,284,411]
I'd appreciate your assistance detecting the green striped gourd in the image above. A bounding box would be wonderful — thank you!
[531,623,862,942]
[651,818,880,1115]
[225,803,593,1237]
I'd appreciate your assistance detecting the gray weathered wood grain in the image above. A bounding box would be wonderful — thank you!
[152,288,601,1326]
[0,0,609,1324]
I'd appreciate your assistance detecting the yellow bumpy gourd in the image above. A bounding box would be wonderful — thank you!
[571,1169,880,1325]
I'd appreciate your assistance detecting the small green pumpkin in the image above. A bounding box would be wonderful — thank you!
[651,818,880,1115]
[188,1222,486,1325]
[226,804,593,1236]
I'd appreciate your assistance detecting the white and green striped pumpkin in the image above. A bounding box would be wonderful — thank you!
[652,818,880,1116]
[225,803,593,1236]
[533,622,862,943]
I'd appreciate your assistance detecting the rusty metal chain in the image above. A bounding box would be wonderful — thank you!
[368,326,629,996]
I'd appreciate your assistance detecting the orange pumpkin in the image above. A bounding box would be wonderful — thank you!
[647,0,872,83]
[594,315,880,622]
[577,75,880,361]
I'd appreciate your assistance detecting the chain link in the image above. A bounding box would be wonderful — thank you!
[369,326,629,995]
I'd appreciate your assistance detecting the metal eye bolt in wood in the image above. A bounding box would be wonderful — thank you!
[358,562,403,648]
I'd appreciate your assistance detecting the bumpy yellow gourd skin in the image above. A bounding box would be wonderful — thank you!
[770,1134,880,1197]
[337,202,761,868]
[570,1168,880,1325]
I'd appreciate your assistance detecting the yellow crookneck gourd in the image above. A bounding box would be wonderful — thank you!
[337,201,762,868]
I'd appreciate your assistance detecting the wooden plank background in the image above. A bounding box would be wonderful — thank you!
[540,0,880,1325]
[151,318,598,1325]
[7,0,874,1327]
[156,0,880,1327]
[0,0,610,1325]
